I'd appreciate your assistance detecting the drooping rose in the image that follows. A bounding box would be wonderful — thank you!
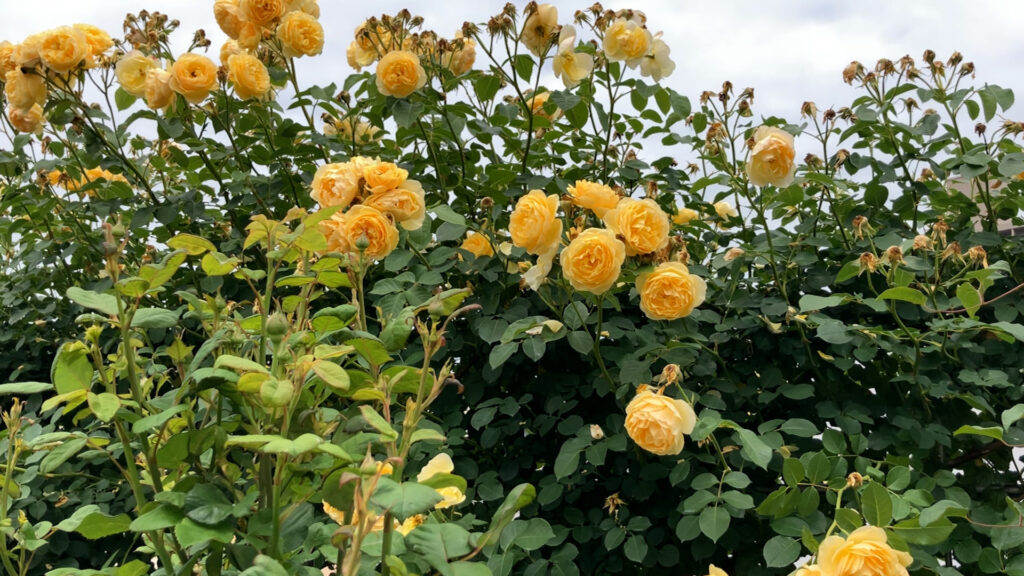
[4,69,47,109]
[552,25,594,89]
[639,34,675,81]
[7,104,44,133]
[520,4,558,57]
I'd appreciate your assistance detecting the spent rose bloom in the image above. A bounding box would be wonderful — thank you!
[560,228,626,295]
[447,32,476,76]
[509,189,562,256]
[568,180,618,218]
[116,50,157,97]
[639,34,675,81]
[169,53,218,104]
[747,125,797,187]
[603,16,652,68]
[362,180,426,231]
[520,3,558,57]
[277,11,324,58]
[320,205,399,260]
[602,197,671,255]
[552,25,594,89]
[38,26,89,73]
[227,53,271,100]
[818,526,912,576]
[636,262,707,320]
[416,453,466,509]
[375,50,427,98]
[625,388,696,456]
[461,232,494,259]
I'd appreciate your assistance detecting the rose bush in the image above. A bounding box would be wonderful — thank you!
[0,2,1023,576]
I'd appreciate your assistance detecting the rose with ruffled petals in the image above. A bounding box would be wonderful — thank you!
[636,262,707,320]
[510,189,562,256]
[625,388,696,456]
[375,50,426,98]
[560,228,625,295]
[115,50,157,97]
[38,26,89,73]
[602,197,670,255]
[603,17,652,68]
[144,68,174,110]
[278,11,324,58]
[227,53,270,100]
[310,157,376,209]
[320,205,399,260]
[568,180,618,218]
[5,69,47,109]
[747,125,797,187]
[169,53,218,104]
[792,564,823,576]
[461,232,494,259]
[818,526,912,576]
[8,104,44,133]
[240,0,286,28]
[362,179,426,231]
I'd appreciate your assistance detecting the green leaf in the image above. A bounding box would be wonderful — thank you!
[877,287,926,306]
[350,338,392,365]
[734,427,773,470]
[919,499,968,527]
[201,252,240,276]
[404,524,474,573]
[782,458,805,486]
[40,436,88,473]
[0,382,51,395]
[130,504,184,532]
[312,361,350,391]
[87,392,121,422]
[239,555,291,576]
[369,478,444,521]
[67,287,118,316]
[175,518,234,547]
[953,425,1003,441]
[499,518,554,552]
[167,234,215,256]
[214,355,269,374]
[957,282,982,319]
[489,342,518,369]
[889,518,954,546]
[623,534,648,563]
[52,342,94,395]
[763,535,801,568]
[132,405,188,434]
[360,405,398,440]
[488,483,536,535]
[131,307,180,329]
[55,505,131,539]
[1004,404,1024,430]
[861,482,893,527]
[432,204,467,227]
[114,87,137,111]
[699,506,730,543]
[798,294,846,312]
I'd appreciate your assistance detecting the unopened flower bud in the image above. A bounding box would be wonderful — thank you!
[590,424,605,440]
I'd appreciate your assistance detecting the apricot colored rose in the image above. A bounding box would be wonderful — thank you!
[240,0,286,28]
[362,162,407,195]
[568,180,618,218]
[636,262,707,320]
[144,68,174,110]
[362,179,426,231]
[5,69,47,109]
[560,228,626,295]
[169,53,218,104]
[214,0,243,38]
[747,125,797,187]
[625,388,696,456]
[673,207,699,225]
[116,50,157,97]
[603,197,670,255]
[73,24,113,67]
[509,189,562,256]
[8,104,44,133]
[310,158,375,209]
[461,232,494,258]
[375,50,426,98]
[320,205,399,261]
[603,17,652,68]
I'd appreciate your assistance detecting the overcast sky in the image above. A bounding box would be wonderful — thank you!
[4,1,1024,135]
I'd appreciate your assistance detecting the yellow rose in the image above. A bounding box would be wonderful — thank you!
[447,32,476,76]
[673,207,699,225]
[227,53,270,100]
[12,34,44,69]
[706,565,729,576]
[214,0,243,38]
[144,68,174,110]
[560,228,626,295]
[461,232,494,259]
[396,514,424,536]
[310,158,375,209]
[169,53,218,104]
[375,50,427,98]
[624,388,696,456]
[73,24,113,68]
[219,41,241,66]
[326,117,380,143]
[347,41,375,70]
[602,197,670,255]
[0,42,16,77]
[567,179,618,218]
[793,564,824,576]
[520,3,558,57]
[286,0,320,17]
[818,526,912,576]
[38,26,89,73]
[4,69,47,109]
[747,125,797,187]
[362,179,426,231]
[240,0,286,28]
[525,91,562,122]
[603,17,652,68]
[237,21,262,51]
[8,104,44,134]
[277,11,324,58]
[636,262,707,320]
[416,453,466,510]
[363,161,407,195]
[320,205,399,260]
[714,200,738,220]
[509,189,562,256]
[552,25,594,89]
[639,35,675,81]
[115,50,157,97]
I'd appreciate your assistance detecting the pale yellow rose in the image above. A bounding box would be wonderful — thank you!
[8,104,44,133]
[214,0,243,38]
[240,0,286,28]
[639,34,675,81]
[0,42,16,77]
[793,564,824,576]
[625,388,696,456]
[818,526,912,576]
[38,26,89,73]
[375,50,427,98]
[169,53,218,104]
[714,200,738,220]
[220,41,241,66]
[363,161,407,194]
[603,17,652,68]
[320,205,399,260]
[417,453,466,510]
[278,11,324,58]
[636,262,707,320]
[706,565,729,576]
[326,117,380,143]
[286,0,320,17]
[347,41,376,70]
[447,32,476,76]
[510,189,562,256]
[747,125,797,187]
[227,53,270,100]
[362,179,426,231]
[673,207,699,225]
[115,50,157,97]
[144,68,174,110]
[603,197,670,255]
[12,34,44,69]
[4,69,47,109]
[560,228,626,295]
[520,3,558,57]
[461,232,494,259]
[552,25,594,89]
[73,24,113,68]
[523,248,556,291]
[568,180,618,218]
[310,158,375,209]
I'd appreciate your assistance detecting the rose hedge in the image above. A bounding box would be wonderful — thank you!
[0,3,1023,576]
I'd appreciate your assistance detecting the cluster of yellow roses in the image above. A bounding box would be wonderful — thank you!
[509,182,707,322]
[309,156,425,260]
[345,13,476,99]
[214,0,324,57]
[521,4,676,89]
[0,24,114,133]
[46,167,129,197]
